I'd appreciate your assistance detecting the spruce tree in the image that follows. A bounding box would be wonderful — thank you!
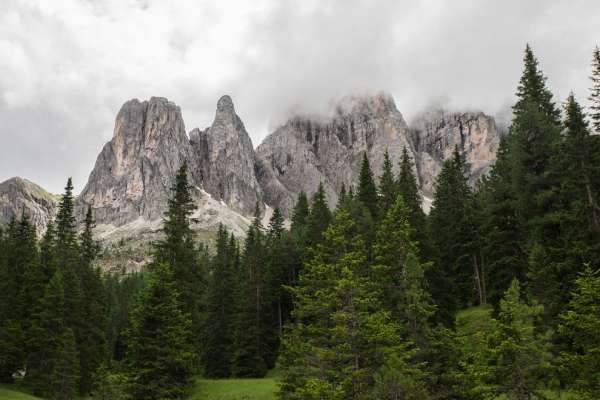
[27,271,80,398]
[489,279,552,400]
[306,182,331,247]
[357,152,379,219]
[279,210,426,399]
[590,46,600,134]
[428,149,476,323]
[232,209,270,377]
[127,263,195,399]
[77,207,107,393]
[265,208,295,364]
[153,162,204,349]
[397,146,427,249]
[378,149,397,215]
[203,224,238,378]
[558,266,600,399]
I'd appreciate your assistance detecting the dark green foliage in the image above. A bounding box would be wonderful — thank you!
[428,149,476,323]
[279,210,428,399]
[306,182,331,247]
[558,266,600,399]
[232,210,270,377]
[203,224,238,378]
[50,328,80,400]
[127,263,195,400]
[397,146,427,248]
[357,152,379,219]
[378,149,397,215]
[27,271,81,399]
[153,162,205,354]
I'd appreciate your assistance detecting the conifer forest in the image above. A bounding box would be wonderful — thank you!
[2,46,600,400]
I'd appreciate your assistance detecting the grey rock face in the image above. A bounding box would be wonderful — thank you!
[256,93,414,215]
[76,97,200,225]
[257,94,412,215]
[0,177,57,234]
[189,95,262,216]
[256,95,502,215]
[409,109,502,198]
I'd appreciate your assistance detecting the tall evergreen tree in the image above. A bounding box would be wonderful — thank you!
[27,271,81,398]
[378,150,398,215]
[77,207,107,393]
[153,162,204,349]
[127,263,195,400]
[428,149,476,323]
[357,152,379,219]
[203,224,238,378]
[279,210,427,399]
[590,46,600,134]
[306,182,331,247]
[397,146,428,254]
[558,266,600,399]
[232,208,270,377]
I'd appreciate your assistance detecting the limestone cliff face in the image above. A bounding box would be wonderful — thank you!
[255,96,502,215]
[0,177,57,234]
[256,93,414,215]
[189,95,262,216]
[409,109,502,198]
[76,97,200,226]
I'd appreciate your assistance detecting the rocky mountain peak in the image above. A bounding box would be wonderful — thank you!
[76,96,199,226]
[256,93,414,215]
[189,95,262,216]
[0,177,58,234]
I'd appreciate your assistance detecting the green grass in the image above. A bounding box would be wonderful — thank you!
[0,385,40,400]
[190,377,278,400]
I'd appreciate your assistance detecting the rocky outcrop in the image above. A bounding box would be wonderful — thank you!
[409,109,502,198]
[255,95,502,215]
[256,93,414,215]
[76,97,200,226]
[189,95,262,215]
[0,177,58,233]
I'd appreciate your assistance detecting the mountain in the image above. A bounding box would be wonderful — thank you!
[1,93,502,243]
[409,108,502,199]
[189,95,262,216]
[256,94,502,215]
[0,177,58,233]
[75,96,260,242]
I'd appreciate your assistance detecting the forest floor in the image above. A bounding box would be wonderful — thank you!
[0,376,279,400]
[0,385,39,400]
[191,376,278,400]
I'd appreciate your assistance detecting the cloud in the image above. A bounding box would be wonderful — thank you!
[0,0,599,193]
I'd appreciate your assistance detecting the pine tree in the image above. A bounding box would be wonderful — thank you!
[203,224,238,378]
[378,150,397,215]
[357,152,379,219]
[558,266,600,399]
[77,207,107,393]
[397,146,427,250]
[265,208,295,365]
[372,195,418,316]
[50,328,80,400]
[306,182,331,247]
[590,46,600,134]
[27,271,81,398]
[489,279,552,400]
[153,162,204,348]
[428,149,476,323]
[127,263,195,399]
[279,210,424,399]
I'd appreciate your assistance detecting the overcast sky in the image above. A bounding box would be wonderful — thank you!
[1,0,599,193]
